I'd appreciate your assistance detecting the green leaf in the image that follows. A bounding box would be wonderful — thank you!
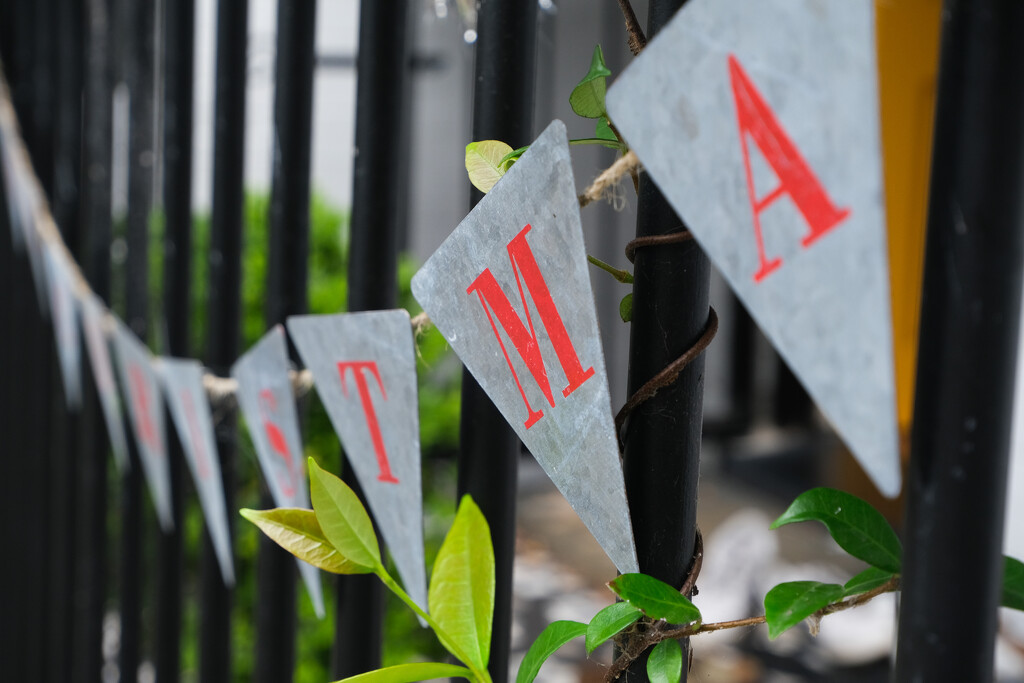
[569,44,612,119]
[764,581,844,640]
[771,488,902,573]
[842,567,894,598]
[585,602,642,654]
[429,495,495,673]
[497,145,529,172]
[515,620,587,683]
[596,117,618,143]
[240,507,374,575]
[1003,555,1024,611]
[330,662,475,683]
[607,574,701,626]
[466,140,514,193]
[646,639,683,683]
[308,457,382,571]
[619,293,633,323]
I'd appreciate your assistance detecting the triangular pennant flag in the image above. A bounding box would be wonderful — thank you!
[411,120,639,574]
[606,0,900,496]
[43,245,83,408]
[158,357,235,586]
[0,134,29,252]
[231,325,325,617]
[80,294,130,472]
[112,320,175,531]
[287,310,428,612]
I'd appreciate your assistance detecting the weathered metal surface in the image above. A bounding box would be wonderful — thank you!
[231,325,325,617]
[80,294,129,471]
[411,120,639,574]
[112,319,174,531]
[158,357,235,586]
[287,310,428,612]
[43,245,82,408]
[606,0,899,496]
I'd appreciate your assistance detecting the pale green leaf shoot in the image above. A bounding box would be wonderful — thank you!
[308,457,382,572]
[240,507,375,575]
[330,662,475,683]
[466,140,515,193]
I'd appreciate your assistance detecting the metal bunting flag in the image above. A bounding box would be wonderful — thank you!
[80,294,129,471]
[158,357,235,586]
[112,319,175,531]
[605,0,900,496]
[231,325,325,617]
[411,120,639,574]
[287,310,428,612]
[43,245,82,409]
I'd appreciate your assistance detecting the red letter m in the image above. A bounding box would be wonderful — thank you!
[466,224,595,429]
[729,54,851,283]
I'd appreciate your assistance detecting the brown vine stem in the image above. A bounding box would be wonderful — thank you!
[604,576,901,682]
[616,0,647,55]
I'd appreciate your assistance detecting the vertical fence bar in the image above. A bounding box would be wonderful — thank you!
[75,1,115,680]
[332,0,412,677]
[50,0,85,679]
[255,2,317,681]
[621,0,709,679]
[461,2,538,681]
[201,0,247,680]
[156,0,196,679]
[894,1,1024,679]
[120,0,158,676]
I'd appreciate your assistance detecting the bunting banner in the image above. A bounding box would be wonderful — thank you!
[0,111,31,253]
[43,245,82,408]
[411,120,639,574]
[112,320,175,531]
[80,294,130,472]
[231,325,325,617]
[605,0,900,496]
[288,310,428,612]
[159,357,235,586]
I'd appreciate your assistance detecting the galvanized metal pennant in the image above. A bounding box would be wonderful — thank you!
[411,120,639,574]
[606,0,900,496]
[158,357,235,586]
[80,294,130,472]
[231,325,325,617]
[287,310,428,612]
[111,319,175,531]
[43,245,83,409]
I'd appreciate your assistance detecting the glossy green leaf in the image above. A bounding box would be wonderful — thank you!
[771,488,902,573]
[607,574,701,626]
[497,145,529,172]
[515,620,587,683]
[240,507,374,575]
[585,602,642,654]
[569,44,612,119]
[330,662,475,683]
[764,581,844,640]
[308,457,382,571]
[465,140,514,193]
[429,495,495,673]
[646,639,683,683]
[1003,555,1024,611]
[619,293,633,323]
[842,567,894,598]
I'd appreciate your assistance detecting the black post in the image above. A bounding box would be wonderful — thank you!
[333,0,411,678]
[621,1,709,680]
[120,0,159,677]
[201,0,247,681]
[894,2,1024,680]
[74,1,115,680]
[155,0,196,679]
[255,1,316,681]
[460,2,537,682]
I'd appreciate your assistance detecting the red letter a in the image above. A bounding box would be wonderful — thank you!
[466,224,595,429]
[728,54,850,282]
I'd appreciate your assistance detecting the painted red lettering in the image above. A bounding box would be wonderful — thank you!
[129,364,160,454]
[728,54,850,282]
[259,390,297,497]
[466,223,595,429]
[337,361,399,484]
[181,390,212,480]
